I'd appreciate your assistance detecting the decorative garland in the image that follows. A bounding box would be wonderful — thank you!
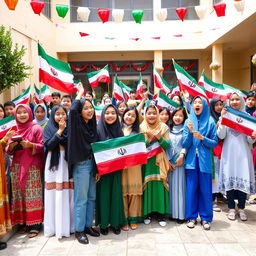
[70,61,196,72]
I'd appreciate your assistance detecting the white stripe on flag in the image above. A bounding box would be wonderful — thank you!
[88,69,109,84]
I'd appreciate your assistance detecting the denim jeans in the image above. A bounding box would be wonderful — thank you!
[73,159,96,232]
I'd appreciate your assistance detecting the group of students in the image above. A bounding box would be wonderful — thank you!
[0,82,256,249]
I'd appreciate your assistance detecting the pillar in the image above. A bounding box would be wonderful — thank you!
[154,50,163,93]
[212,44,223,83]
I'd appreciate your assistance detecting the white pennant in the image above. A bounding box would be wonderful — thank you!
[112,9,124,23]
[156,9,167,22]
[233,0,245,12]
[195,5,207,20]
[77,7,90,22]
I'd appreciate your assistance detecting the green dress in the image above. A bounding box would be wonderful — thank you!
[96,171,127,229]
[142,136,170,217]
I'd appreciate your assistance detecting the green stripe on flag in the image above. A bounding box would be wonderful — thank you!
[158,90,181,108]
[87,65,109,79]
[12,85,31,102]
[38,44,72,74]
[92,133,145,153]
[0,115,15,125]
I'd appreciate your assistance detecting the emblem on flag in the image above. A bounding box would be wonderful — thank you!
[212,88,218,93]
[236,117,243,123]
[50,67,58,76]
[118,148,127,155]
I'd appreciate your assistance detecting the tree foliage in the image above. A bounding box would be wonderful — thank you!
[0,25,31,93]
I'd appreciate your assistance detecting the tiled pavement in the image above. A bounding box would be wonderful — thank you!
[2,197,256,256]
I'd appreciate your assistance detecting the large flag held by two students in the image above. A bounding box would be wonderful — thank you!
[92,133,147,175]
[38,44,74,94]
[221,106,256,137]
[87,65,110,88]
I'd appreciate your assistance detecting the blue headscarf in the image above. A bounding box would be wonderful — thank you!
[34,104,49,126]
[189,96,211,147]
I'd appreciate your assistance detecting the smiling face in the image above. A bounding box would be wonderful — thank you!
[104,106,117,125]
[4,106,15,117]
[246,96,256,108]
[159,109,170,124]
[146,107,158,125]
[54,107,67,124]
[172,95,182,105]
[123,109,136,126]
[118,102,127,116]
[81,101,94,122]
[16,107,30,123]
[230,94,241,110]
[214,101,223,114]
[61,98,72,111]
[193,97,203,115]
[104,98,112,105]
[35,106,45,121]
[172,110,184,126]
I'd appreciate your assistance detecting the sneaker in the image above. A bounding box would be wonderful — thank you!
[158,220,167,227]
[144,217,151,225]
[227,209,236,221]
[186,220,197,229]
[238,209,247,221]
[213,203,221,212]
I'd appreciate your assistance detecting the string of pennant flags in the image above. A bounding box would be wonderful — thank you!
[4,0,246,22]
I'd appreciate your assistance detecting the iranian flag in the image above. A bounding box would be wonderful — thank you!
[221,106,256,137]
[223,84,248,99]
[93,105,104,122]
[121,82,131,101]
[113,76,126,101]
[12,86,31,105]
[153,67,172,94]
[38,44,74,94]
[0,116,17,138]
[156,90,181,113]
[34,84,52,103]
[198,72,228,101]
[87,65,110,88]
[146,138,163,159]
[92,133,147,175]
[173,59,209,103]
[136,74,144,99]
[170,82,180,96]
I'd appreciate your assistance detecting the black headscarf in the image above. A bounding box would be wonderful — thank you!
[67,99,98,172]
[44,105,68,171]
[97,104,124,141]
[210,98,222,124]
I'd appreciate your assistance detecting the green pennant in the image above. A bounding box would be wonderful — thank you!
[132,10,144,24]
[56,4,69,18]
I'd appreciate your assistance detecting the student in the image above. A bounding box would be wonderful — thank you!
[218,92,255,221]
[67,84,100,244]
[167,107,187,224]
[0,129,15,250]
[127,89,141,107]
[209,99,224,212]
[96,104,127,235]
[159,107,171,126]
[171,95,183,106]
[117,101,128,118]
[51,92,61,108]
[61,95,72,113]
[102,97,112,106]
[34,104,49,129]
[44,105,74,238]
[183,96,218,230]
[4,101,15,117]
[0,104,5,120]
[7,104,44,238]
[245,91,256,116]
[85,91,94,102]
[121,107,143,230]
[140,105,170,227]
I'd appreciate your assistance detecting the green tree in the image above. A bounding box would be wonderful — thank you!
[0,25,31,93]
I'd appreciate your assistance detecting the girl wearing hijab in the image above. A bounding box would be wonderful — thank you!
[209,99,224,212]
[120,107,143,231]
[218,93,255,221]
[96,104,127,235]
[166,107,187,224]
[140,105,170,227]
[7,104,44,238]
[67,84,99,244]
[44,105,74,238]
[34,104,49,128]
[183,96,218,230]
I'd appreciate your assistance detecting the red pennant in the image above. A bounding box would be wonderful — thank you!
[4,0,19,10]
[30,0,44,15]
[152,37,161,40]
[98,8,110,23]
[173,34,183,37]
[79,32,90,37]
[130,38,140,41]
[213,3,226,17]
[176,7,187,22]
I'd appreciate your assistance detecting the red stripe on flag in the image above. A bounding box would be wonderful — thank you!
[0,126,17,139]
[205,91,228,101]
[90,75,110,88]
[221,117,253,137]
[39,69,74,94]
[97,152,148,175]
[147,147,163,159]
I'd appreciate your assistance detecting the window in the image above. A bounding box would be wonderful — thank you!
[71,0,153,22]
[42,0,51,19]
[161,0,199,20]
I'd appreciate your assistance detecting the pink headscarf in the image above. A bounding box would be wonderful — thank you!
[14,104,39,191]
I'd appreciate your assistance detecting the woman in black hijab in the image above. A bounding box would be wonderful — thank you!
[95,104,127,236]
[44,105,74,239]
[67,84,99,245]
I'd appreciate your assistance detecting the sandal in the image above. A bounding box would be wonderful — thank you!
[186,220,197,229]
[28,230,40,238]
[130,224,138,230]
[18,225,27,234]
[227,209,236,221]
[201,220,211,230]
[121,225,129,231]
[238,209,247,221]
